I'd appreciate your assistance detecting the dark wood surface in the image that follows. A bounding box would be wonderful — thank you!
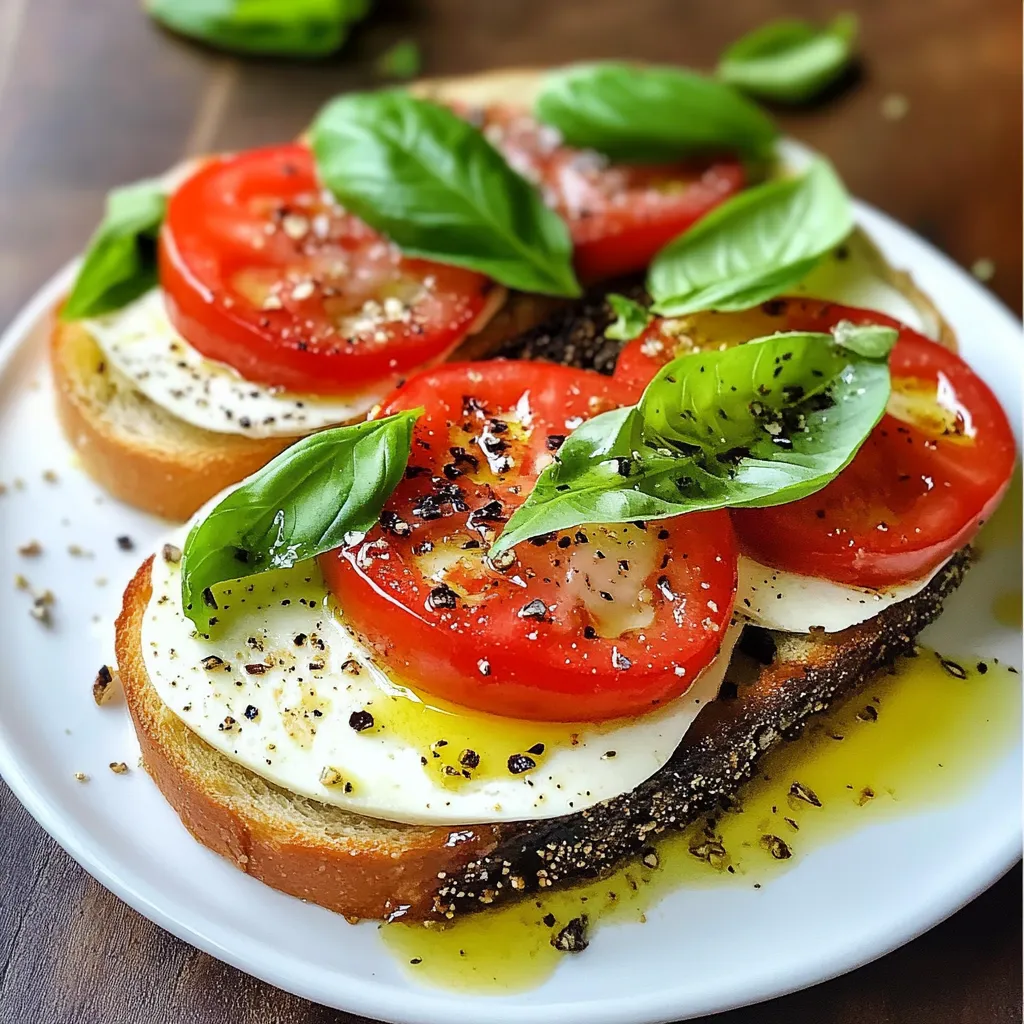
[0,1,1020,1022]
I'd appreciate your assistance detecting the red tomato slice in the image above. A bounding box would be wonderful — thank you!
[669,300,1016,587]
[610,300,889,399]
[159,144,493,394]
[476,106,745,283]
[320,361,738,722]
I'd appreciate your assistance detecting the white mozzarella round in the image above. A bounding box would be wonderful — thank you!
[735,555,948,634]
[84,290,386,438]
[793,227,937,339]
[142,526,741,826]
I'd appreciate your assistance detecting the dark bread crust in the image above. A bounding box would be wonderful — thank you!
[432,550,971,916]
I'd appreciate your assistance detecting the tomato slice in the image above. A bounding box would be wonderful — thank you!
[611,299,905,399]
[647,300,1018,587]
[320,361,737,722]
[476,106,745,283]
[159,144,493,394]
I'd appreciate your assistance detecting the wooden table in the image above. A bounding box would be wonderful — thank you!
[0,1,1020,1021]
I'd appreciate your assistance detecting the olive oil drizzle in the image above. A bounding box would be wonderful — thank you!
[381,649,1021,992]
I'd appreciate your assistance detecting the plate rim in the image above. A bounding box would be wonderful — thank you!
[0,204,1020,1024]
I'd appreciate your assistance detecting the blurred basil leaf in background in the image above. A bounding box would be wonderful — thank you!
[535,61,778,164]
[146,0,372,58]
[718,14,858,104]
[375,39,422,80]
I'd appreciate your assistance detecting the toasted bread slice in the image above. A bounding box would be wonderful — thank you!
[52,66,951,521]
[115,546,969,922]
[113,236,967,921]
[115,557,502,921]
[51,318,298,522]
[50,68,573,522]
[51,286,561,522]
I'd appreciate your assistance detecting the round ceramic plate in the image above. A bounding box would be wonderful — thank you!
[0,199,1020,1024]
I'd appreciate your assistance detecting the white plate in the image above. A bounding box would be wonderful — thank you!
[0,203,1020,1024]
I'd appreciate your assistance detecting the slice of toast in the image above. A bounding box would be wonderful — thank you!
[115,544,971,923]
[114,278,972,923]
[50,68,578,522]
[51,284,561,522]
[52,319,299,522]
[53,65,951,522]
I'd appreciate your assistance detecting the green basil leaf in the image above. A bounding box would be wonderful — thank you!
[146,0,369,57]
[490,326,895,554]
[648,158,852,317]
[718,15,858,104]
[832,319,899,359]
[61,179,166,322]
[534,61,778,163]
[605,294,652,341]
[180,410,419,630]
[375,38,422,80]
[311,91,580,297]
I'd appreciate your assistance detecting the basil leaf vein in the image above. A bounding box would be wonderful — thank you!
[647,157,852,317]
[490,324,895,555]
[145,0,370,57]
[312,91,581,297]
[61,178,166,322]
[535,61,778,163]
[605,293,652,341]
[718,14,858,104]
[180,410,420,630]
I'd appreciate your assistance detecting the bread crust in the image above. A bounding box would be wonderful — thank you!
[116,557,500,921]
[116,546,970,923]
[51,317,298,521]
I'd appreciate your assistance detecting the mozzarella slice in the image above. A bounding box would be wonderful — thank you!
[84,290,386,438]
[735,555,948,634]
[142,528,741,826]
[793,227,938,340]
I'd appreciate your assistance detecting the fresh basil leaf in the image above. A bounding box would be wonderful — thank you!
[832,319,898,359]
[61,179,166,322]
[605,294,652,341]
[534,61,778,163]
[312,91,580,297]
[146,0,369,57]
[490,326,895,554]
[718,15,858,104]
[648,158,852,317]
[375,38,422,80]
[180,410,419,630]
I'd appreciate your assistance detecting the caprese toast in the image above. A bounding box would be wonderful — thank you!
[54,68,752,520]
[105,64,1014,933]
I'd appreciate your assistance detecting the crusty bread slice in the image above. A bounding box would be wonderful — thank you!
[106,66,967,921]
[115,547,969,922]
[49,68,569,522]
[116,557,501,921]
[51,318,298,522]
[52,67,952,522]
